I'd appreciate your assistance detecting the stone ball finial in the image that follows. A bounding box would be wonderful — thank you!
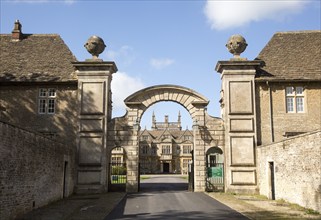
[84,36,106,59]
[226,34,248,58]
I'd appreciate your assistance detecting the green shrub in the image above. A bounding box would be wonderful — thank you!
[305,208,320,215]
[111,166,127,175]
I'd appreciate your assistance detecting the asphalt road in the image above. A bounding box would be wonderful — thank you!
[105,175,248,220]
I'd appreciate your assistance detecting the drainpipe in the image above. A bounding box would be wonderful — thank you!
[267,81,274,142]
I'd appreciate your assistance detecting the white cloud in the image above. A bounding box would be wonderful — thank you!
[204,0,309,30]
[150,58,175,69]
[111,72,145,117]
[106,45,136,66]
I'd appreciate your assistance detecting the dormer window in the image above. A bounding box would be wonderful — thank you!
[38,88,56,114]
[142,135,149,141]
[286,86,304,113]
[163,134,171,139]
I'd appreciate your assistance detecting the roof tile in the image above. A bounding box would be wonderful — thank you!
[256,31,321,81]
[0,34,77,82]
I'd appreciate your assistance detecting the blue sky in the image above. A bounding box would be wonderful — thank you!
[1,0,320,129]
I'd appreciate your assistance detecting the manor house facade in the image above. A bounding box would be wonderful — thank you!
[111,112,195,174]
[139,112,194,174]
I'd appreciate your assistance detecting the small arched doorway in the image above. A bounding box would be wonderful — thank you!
[109,146,127,192]
[206,146,224,192]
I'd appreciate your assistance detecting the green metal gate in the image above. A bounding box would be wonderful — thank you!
[206,163,224,192]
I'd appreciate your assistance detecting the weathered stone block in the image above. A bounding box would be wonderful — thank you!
[230,118,253,132]
[80,119,103,132]
[80,82,105,114]
[78,171,101,184]
[229,81,253,114]
[230,136,255,165]
[231,170,256,185]
[79,137,102,164]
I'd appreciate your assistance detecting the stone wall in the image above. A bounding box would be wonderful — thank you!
[257,131,321,212]
[256,82,321,146]
[0,121,75,220]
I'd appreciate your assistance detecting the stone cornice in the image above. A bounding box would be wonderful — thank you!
[72,61,118,73]
[215,60,263,73]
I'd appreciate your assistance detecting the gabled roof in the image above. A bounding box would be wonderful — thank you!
[179,129,193,138]
[157,129,174,141]
[139,129,155,139]
[139,127,193,144]
[0,34,77,83]
[255,31,321,81]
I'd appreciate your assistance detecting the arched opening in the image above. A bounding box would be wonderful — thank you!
[109,146,127,192]
[124,85,210,193]
[139,102,193,176]
[137,101,194,192]
[206,146,223,166]
[206,146,224,192]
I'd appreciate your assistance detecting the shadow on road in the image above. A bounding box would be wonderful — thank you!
[107,208,248,220]
[139,182,188,192]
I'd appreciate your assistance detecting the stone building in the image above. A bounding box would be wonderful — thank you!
[254,31,321,212]
[139,112,194,174]
[0,20,78,219]
[255,31,321,145]
[216,31,321,211]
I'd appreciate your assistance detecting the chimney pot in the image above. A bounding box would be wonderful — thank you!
[12,20,23,41]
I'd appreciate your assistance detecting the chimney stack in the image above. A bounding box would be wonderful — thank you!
[12,20,23,41]
[164,115,169,127]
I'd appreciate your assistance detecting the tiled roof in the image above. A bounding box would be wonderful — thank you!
[139,128,192,142]
[255,31,321,81]
[0,34,77,82]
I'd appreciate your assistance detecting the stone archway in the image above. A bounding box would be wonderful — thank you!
[124,85,210,125]
[108,85,224,192]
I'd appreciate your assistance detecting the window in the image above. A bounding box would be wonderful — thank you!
[112,147,122,153]
[163,134,171,139]
[111,156,122,164]
[209,155,217,167]
[286,86,304,113]
[141,135,149,141]
[142,145,148,155]
[151,146,157,155]
[183,145,192,154]
[162,145,171,155]
[183,135,192,141]
[38,88,56,114]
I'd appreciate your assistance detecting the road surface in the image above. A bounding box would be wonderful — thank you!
[105,175,248,220]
